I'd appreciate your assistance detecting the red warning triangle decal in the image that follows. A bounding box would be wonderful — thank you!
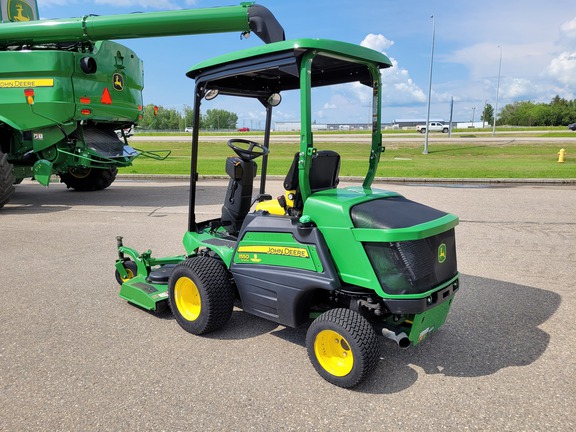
[101,88,112,105]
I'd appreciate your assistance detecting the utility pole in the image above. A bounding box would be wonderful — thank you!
[448,97,453,138]
[423,14,435,155]
[492,46,502,136]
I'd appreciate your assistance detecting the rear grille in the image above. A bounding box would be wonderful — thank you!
[363,229,457,295]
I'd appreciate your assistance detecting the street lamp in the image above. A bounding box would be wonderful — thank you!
[423,14,435,155]
[471,107,476,126]
[492,45,502,136]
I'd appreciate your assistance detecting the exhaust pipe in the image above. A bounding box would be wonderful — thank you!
[380,327,411,349]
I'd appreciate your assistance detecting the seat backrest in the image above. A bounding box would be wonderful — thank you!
[283,150,340,209]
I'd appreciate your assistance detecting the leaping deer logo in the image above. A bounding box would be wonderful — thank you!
[438,243,447,264]
[113,73,124,91]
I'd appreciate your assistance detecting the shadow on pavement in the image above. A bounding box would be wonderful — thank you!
[357,274,560,394]
[3,181,228,214]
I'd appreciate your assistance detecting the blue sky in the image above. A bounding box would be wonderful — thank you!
[35,0,576,125]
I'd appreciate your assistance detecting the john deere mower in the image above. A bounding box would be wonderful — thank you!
[115,38,459,388]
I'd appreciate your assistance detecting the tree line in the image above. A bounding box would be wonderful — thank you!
[482,96,576,127]
[138,104,239,130]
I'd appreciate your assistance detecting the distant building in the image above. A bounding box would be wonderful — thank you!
[274,122,370,131]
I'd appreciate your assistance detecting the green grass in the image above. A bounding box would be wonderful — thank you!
[122,139,576,179]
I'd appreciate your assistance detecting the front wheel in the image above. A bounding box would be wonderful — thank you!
[419,128,426,134]
[115,260,138,285]
[306,308,379,388]
[168,257,234,335]
[442,128,449,133]
[59,167,118,191]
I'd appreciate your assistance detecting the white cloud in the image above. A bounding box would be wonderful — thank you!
[547,52,576,87]
[360,34,426,106]
[546,16,576,90]
[360,33,394,52]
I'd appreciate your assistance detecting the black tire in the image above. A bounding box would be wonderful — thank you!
[115,260,138,285]
[419,128,426,134]
[168,257,234,335]
[59,167,118,191]
[0,151,15,208]
[442,128,449,133]
[306,308,379,388]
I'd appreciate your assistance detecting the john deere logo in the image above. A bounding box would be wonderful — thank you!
[438,243,447,263]
[8,0,34,22]
[113,73,124,91]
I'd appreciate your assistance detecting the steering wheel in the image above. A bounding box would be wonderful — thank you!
[227,138,269,161]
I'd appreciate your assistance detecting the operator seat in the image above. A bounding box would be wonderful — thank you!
[256,150,340,216]
[221,155,258,236]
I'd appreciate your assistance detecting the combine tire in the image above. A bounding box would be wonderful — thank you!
[59,167,118,191]
[169,257,234,335]
[0,151,15,208]
[306,308,379,388]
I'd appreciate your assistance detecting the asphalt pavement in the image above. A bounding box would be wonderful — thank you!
[1,178,575,431]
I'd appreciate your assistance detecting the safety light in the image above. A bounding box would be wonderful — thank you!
[80,97,91,104]
[81,109,92,115]
[153,105,159,116]
[24,88,34,105]
[101,88,112,105]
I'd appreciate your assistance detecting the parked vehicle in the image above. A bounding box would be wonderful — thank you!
[114,38,460,388]
[237,127,250,132]
[0,1,284,208]
[416,122,450,133]
[568,123,576,131]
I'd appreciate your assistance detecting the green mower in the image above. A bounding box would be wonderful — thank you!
[115,39,460,388]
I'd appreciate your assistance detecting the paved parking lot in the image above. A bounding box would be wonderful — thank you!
[1,179,575,431]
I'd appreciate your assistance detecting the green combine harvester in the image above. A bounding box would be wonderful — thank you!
[115,38,460,388]
[0,0,284,207]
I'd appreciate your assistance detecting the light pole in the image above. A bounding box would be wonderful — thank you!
[471,107,476,126]
[492,45,502,136]
[423,14,435,155]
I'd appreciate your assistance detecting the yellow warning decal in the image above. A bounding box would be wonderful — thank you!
[0,79,54,88]
[237,245,309,258]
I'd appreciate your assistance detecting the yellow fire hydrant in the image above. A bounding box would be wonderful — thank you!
[557,148,566,163]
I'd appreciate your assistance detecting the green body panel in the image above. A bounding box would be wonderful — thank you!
[189,38,392,75]
[182,228,236,266]
[0,51,76,130]
[0,41,143,131]
[303,187,400,295]
[408,296,456,345]
[118,275,169,311]
[233,231,323,272]
[303,186,458,298]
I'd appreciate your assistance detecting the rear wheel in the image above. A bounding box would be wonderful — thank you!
[0,151,15,208]
[169,257,234,335]
[59,167,118,191]
[306,308,379,388]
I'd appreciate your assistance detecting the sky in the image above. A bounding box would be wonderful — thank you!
[31,0,576,126]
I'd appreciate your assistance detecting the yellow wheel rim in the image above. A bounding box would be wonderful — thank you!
[174,276,201,321]
[314,329,354,377]
[121,268,135,282]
